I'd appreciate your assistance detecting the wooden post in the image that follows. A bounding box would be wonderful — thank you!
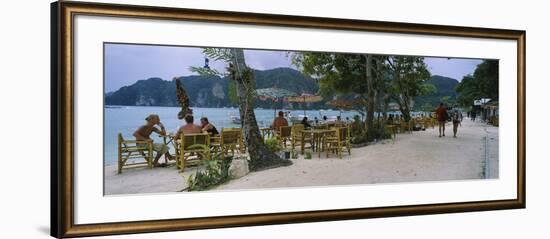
[148,141,153,169]
[117,133,122,174]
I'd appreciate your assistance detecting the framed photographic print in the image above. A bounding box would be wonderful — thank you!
[51,1,526,238]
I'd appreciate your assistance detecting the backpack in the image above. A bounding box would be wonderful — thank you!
[452,111,460,121]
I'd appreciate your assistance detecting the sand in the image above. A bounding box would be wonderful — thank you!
[104,119,498,195]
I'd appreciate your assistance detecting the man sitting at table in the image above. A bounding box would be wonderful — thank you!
[133,114,174,167]
[271,111,288,133]
[175,114,202,138]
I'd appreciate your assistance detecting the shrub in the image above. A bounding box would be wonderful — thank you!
[351,116,365,136]
[304,151,312,160]
[264,137,282,153]
[186,145,233,191]
[352,132,369,144]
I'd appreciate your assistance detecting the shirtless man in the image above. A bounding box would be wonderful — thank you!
[175,114,202,138]
[435,103,448,137]
[133,114,173,167]
[271,111,289,132]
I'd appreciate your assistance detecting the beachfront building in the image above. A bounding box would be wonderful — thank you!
[481,100,499,126]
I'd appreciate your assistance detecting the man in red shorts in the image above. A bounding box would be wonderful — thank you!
[435,103,448,137]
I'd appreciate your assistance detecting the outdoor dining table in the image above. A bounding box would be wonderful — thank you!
[260,127,274,139]
[301,129,335,158]
[157,134,175,164]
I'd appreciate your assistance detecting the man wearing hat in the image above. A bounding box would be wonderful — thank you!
[133,114,173,167]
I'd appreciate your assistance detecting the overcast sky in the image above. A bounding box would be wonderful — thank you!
[105,43,483,92]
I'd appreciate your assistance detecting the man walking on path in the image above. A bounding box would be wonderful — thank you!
[451,106,463,137]
[435,103,448,137]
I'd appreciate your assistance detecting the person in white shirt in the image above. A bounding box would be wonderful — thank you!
[451,107,463,138]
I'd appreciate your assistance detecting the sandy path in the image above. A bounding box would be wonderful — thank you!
[216,119,498,190]
[104,119,498,194]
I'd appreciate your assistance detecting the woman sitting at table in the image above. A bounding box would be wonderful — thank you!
[200,117,219,136]
[301,116,312,129]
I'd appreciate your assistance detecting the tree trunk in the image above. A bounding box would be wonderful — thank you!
[230,49,292,171]
[365,55,376,140]
[393,67,412,122]
[397,94,412,122]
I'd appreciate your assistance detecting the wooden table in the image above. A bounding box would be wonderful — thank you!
[260,127,274,139]
[301,129,335,158]
[157,134,175,164]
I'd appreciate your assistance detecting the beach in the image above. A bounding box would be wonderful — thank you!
[104,119,498,195]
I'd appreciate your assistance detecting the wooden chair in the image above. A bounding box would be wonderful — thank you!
[219,129,242,158]
[260,127,274,139]
[422,118,433,129]
[172,133,211,172]
[431,118,437,128]
[210,134,222,154]
[313,124,329,130]
[224,128,246,153]
[400,120,412,133]
[324,126,352,159]
[117,133,153,174]
[385,124,398,141]
[276,126,293,148]
[291,124,313,154]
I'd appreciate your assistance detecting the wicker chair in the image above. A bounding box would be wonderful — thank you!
[400,120,412,133]
[276,126,293,149]
[219,129,242,158]
[324,126,352,159]
[117,133,153,174]
[172,133,210,172]
[291,124,313,154]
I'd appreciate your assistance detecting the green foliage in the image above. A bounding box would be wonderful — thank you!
[456,60,498,106]
[440,96,456,106]
[413,75,459,110]
[186,145,233,191]
[291,151,299,159]
[352,132,369,144]
[350,115,365,135]
[304,151,312,160]
[419,83,437,95]
[386,56,431,100]
[202,48,235,62]
[420,102,434,112]
[227,80,238,105]
[378,127,393,140]
[293,53,431,122]
[293,52,368,101]
[264,137,282,153]
[188,66,225,77]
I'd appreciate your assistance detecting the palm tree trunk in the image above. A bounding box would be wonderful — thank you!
[366,55,376,140]
[230,49,292,171]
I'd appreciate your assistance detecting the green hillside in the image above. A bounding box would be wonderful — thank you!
[414,75,459,110]
[105,68,318,108]
[105,68,458,111]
